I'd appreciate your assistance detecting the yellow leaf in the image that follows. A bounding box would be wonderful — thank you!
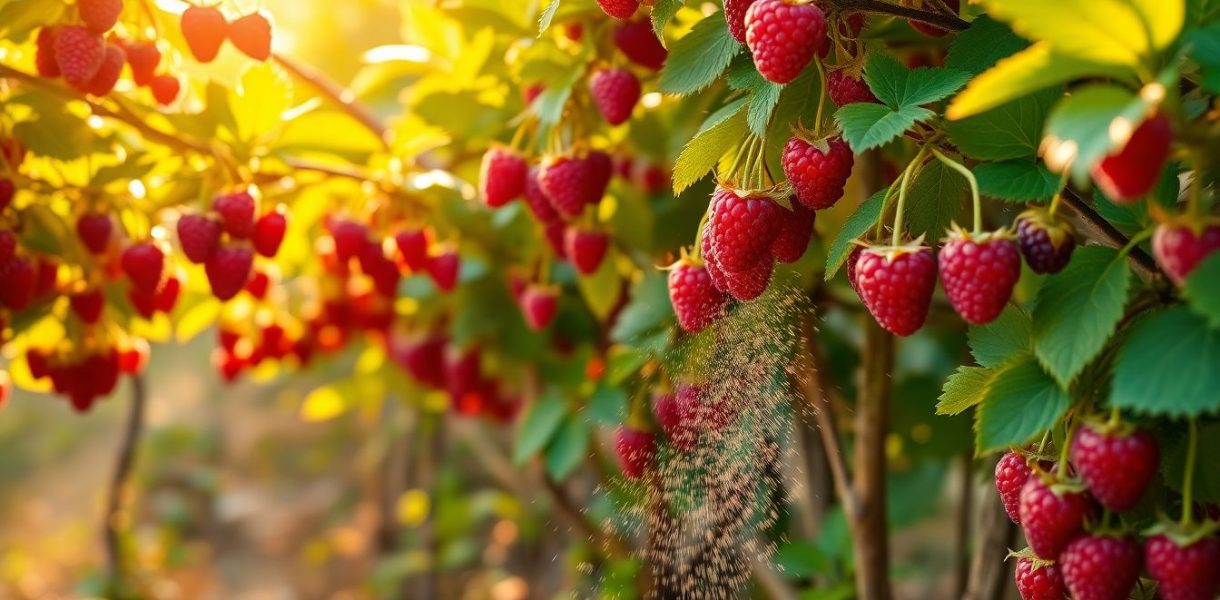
[233,62,293,143]
[300,386,347,422]
[176,298,221,343]
[980,0,1181,66]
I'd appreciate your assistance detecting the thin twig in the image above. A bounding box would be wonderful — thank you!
[1059,188,1160,281]
[104,375,147,595]
[833,0,969,31]
[272,53,390,149]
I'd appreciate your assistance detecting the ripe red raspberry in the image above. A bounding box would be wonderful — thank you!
[84,43,125,96]
[181,5,228,63]
[827,68,877,106]
[523,166,560,224]
[782,136,854,210]
[708,189,783,272]
[1014,555,1067,600]
[771,203,816,263]
[205,244,253,301]
[615,426,657,478]
[613,20,667,70]
[443,344,482,407]
[70,289,105,324]
[562,22,583,42]
[653,391,697,452]
[1019,476,1089,559]
[79,0,123,34]
[245,268,270,299]
[1145,534,1220,600]
[725,0,759,43]
[909,0,958,36]
[723,257,773,301]
[846,245,863,291]
[1069,424,1158,512]
[1153,218,1220,286]
[1016,208,1076,275]
[394,228,430,271]
[565,228,610,275]
[937,229,1021,325]
[1060,534,1141,600]
[595,0,639,20]
[214,189,257,239]
[118,339,150,375]
[544,221,567,259]
[253,209,287,257]
[157,274,181,313]
[54,26,105,88]
[391,334,447,389]
[587,150,614,203]
[1092,113,1172,203]
[124,41,160,87]
[121,242,164,294]
[589,68,641,126]
[361,241,401,298]
[228,12,272,61]
[520,284,558,331]
[150,75,180,105]
[35,27,61,78]
[178,214,222,264]
[668,260,729,333]
[0,256,35,311]
[479,146,528,208]
[129,284,158,317]
[996,451,1036,525]
[76,213,113,255]
[855,244,937,336]
[329,219,369,263]
[701,224,729,292]
[540,155,594,218]
[0,178,11,211]
[744,0,827,84]
[0,230,15,264]
[428,249,461,292]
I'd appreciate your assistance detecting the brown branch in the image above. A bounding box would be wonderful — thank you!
[541,474,630,560]
[795,313,857,522]
[953,451,975,598]
[963,459,1017,600]
[1059,188,1160,281]
[272,53,390,149]
[852,320,894,600]
[103,375,147,595]
[833,0,969,31]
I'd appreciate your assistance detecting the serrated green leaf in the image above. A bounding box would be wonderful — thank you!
[538,0,561,34]
[1110,307,1220,417]
[836,103,934,153]
[863,53,970,109]
[545,414,589,480]
[747,80,783,136]
[945,15,1028,76]
[672,98,748,194]
[1043,84,1154,182]
[968,306,1033,367]
[937,365,994,415]
[974,160,1059,202]
[1184,254,1220,328]
[651,0,683,41]
[975,357,1070,453]
[824,187,887,279]
[944,89,1057,161]
[532,66,583,125]
[1188,23,1220,92]
[903,157,969,239]
[588,383,629,423]
[1032,246,1131,387]
[658,14,740,95]
[513,390,568,464]
[610,272,674,345]
[979,0,1183,66]
[1092,166,1179,233]
[1163,422,1220,501]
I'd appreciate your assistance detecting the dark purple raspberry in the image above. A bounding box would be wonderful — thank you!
[827,69,877,106]
[1016,208,1076,275]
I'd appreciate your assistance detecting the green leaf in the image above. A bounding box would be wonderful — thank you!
[945,15,1028,76]
[537,0,561,34]
[1184,254,1220,328]
[532,66,584,125]
[944,89,1057,161]
[771,541,832,578]
[824,187,887,279]
[937,365,994,416]
[1043,84,1153,181]
[975,357,1071,453]
[651,0,683,41]
[747,81,784,136]
[1032,246,1131,387]
[835,103,934,153]
[610,272,675,345]
[947,43,1125,120]
[576,248,623,320]
[545,415,589,480]
[903,157,969,239]
[1110,307,1220,417]
[974,159,1059,202]
[1092,166,1178,233]
[1188,23,1220,93]
[513,390,568,464]
[979,0,1183,66]
[968,306,1033,367]
[587,383,628,424]
[1163,422,1220,501]
[658,14,741,95]
[672,98,748,194]
[863,53,971,109]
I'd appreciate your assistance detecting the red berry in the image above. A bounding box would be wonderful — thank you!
[127,285,157,318]
[428,250,461,292]
[770,203,815,264]
[1069,424,1158,512]
[1060,534,1142,600]
[668,260,729,333]
[76,213,113,255]
[1014,556,1067,600]
[252,209,287,257]
[827,69,877,106]
[595,0,639,20]
[0,230,14,266]
[520,285,558,331]
[589,68,641,126]
[443,345,482,406]
[228,12,272,61]
[70,289,105,324]
[84,42,124,96]
[653,391,696,452]
[540,155,594,218]
[118,339,150,375]
[587,150,614,203]
[1145,534,1220,600]
[725,0,759,43]
[479,146,529,208]
[124,41,160,87]
[214,189,257,239]
[245,269,270,299]
[177,214,222,264]
[54,26,105,88]
[1016,208,1076,275]
[782,136,854,210]
[79,0,123,34]
[708,188,783,273]
[523,166,560,223]
[1092,114,1172,203]
[613,20,667,70]
[157,274,180,313]
[35,27,61,78]
[909,0,957,36]
[855,244,937,336]
[33,258,57,297]
[564,228,609,275]
[1,256,36,311]
[150,74,180,105]
[544,221,567,259]
[360,241,400,298]
[846,245,863,291]
[0,178,11,211]
[121,242,164,294]
[394,228,430,271]
[330,219,369,264]
[723,256,773,301]
[205,245,254,301]
[1018,476,1089,560]
[181,5,228,63]
[614,426,657,478]
[995,451,1036,525]
[744,0,827,84]
[522,83,543,106]
[391,334,446,389]
[1153,218,1220,286]
[938,229,1021,325]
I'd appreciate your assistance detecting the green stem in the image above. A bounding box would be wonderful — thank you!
[1117,227,1155,260]
[693,209,712,260]
[932,149,981,235]
[1056,416,1079,477]
[1182,419,1198,527]
[813,59,828,135]
[1036,431,1051,455]
[891,144,933,246]
[872,183,900,241]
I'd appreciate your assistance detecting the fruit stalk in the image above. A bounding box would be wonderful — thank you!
[890,143,932,246]
[931,149,981,235]
[1182,419,1198,526]
[272,53,390,149]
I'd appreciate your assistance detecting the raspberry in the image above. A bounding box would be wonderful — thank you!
[846,245,863,291]
[121,242,164,294]
[0,257,35,311]
[827,69,877,106]
[1069,424,1158,512]
[181,5,228,63]
[909,0,958,36]
[744,0,827,84]
[214,189,257,239]
[150,75,180,105]
[79,0,123,34]
[34,258,57,297]
[701,225,729,292]
[35,27,60,78]
[855,244,937,336]
[177,214,222,264]
[1016,208,1076,275]
[157,274,181,313]
[782,136,854,210]
[1019,476,1089,559]
[228,12,272,61]
[615,426,657,479]
[653,392,697,452]
[1153,218,1220,286]
[1014,555,1067,600]
[118,339,150,375]
[708,189,783,272]
[479,146,528,208]
[595,0,639,20]
[589,68,641,126]
[245,269,270,299]
[252,209,287,257]
[76,213,113,255]
[391,334,446,388]
[723,257,773,301]
[544,221,567,259]
[613,20,667,70]
[330,219,369,264]
[1092,114,1172,203]
[205,244,253,301]
[725,0,759,44]
[428,249,461,292]
[1060,534,1141,600]
[444,345,482,406]
[520,284,559,331]
[124,41,160,87]
[562,22,583,42]
[0,178,11,212]
[565,228,610,275]
[771,203,815,263]
[668,260,729,333]
[54,26,105,88]
[996,451,1035,525]
[83,43,124,96]
[938,229,1021,325]
[394,228,430,271]
[70,289,105,324]
[361,242,401,298]
[1145,534,1220,600]
[0,230,14,264]
[523,166,560,223]
[587,150,613,203]
[540,155,594,218]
